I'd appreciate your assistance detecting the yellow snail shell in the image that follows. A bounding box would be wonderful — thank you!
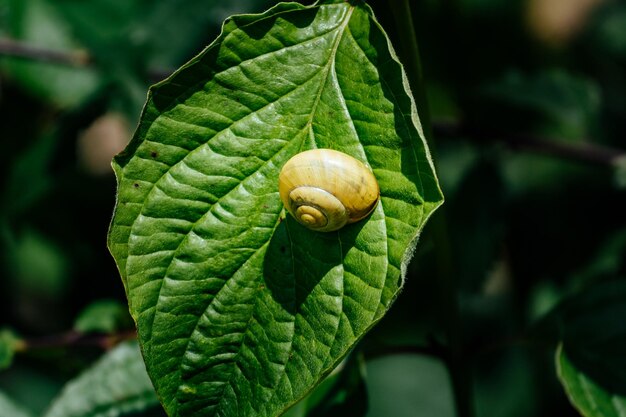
[278,149,380,232]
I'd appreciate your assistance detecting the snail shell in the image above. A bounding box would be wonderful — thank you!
[278,149,380,232]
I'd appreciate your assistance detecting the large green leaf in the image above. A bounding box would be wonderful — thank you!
[43,341,160,417]
[108,1,443,416]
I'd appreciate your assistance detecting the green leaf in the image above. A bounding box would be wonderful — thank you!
[43,341,159,417]
[0,329,22,371]
[74,299,133,334]
[108,1,443,416]
[554,281,626,417]
[557,346,626,417]
[0,390,33,417]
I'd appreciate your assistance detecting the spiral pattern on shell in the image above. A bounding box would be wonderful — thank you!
[278,149,380,232]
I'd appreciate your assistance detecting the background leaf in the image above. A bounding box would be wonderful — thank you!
[0,0,101,108]
[365,354,455,417]
[108,1,442,416]
[480,69,601,140]
[0,390,33,417]
[42,341,160,417]
[554,281,626,416]
[557,346,626,417]
[73,299,133,334]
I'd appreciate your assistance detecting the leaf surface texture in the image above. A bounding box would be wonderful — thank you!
[108,1,443,416]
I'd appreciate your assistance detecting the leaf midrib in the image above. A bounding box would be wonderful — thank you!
[257,6,355,417]
[128,21,344,322]
[127,3,354,415]
[205,5,355,416]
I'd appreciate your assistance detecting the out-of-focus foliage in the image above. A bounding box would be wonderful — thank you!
[73,299,133,334]
[0,390,33,417]
[366,354,455,417]
[480,70,601,139]
[552,281,626,417]
[0,0,624,416]
[558,346,626,417]
[1,0,100,107]
[0,330,21,371]
[43,341,161,417]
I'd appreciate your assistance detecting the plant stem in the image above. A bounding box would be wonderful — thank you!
[19,330,137,352]
[430,212,475,417]
[2,37,623,169]
[387,0,433,142]
[0,37,91,66]
[432,120,625,167]
[0,37,172,82]
[387,2,474,417]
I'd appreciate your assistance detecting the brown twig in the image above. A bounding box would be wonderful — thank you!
[0,38,91,67]
[433,120,625,167]
[19,329,137,352]
[2,38,624,166]
[0,37,172,82]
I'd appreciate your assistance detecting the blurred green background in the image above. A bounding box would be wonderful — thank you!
[0,0,625,416]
